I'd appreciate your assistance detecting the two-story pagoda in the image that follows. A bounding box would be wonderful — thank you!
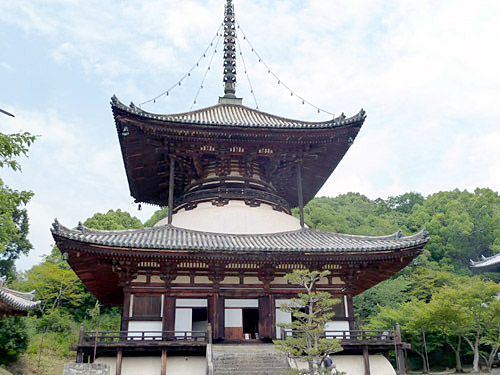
[52,1,428,374]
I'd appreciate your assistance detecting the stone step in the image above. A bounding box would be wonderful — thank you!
[212,344,289,375]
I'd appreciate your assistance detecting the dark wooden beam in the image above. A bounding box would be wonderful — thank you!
[168,156,175,225]
[296,161,304,228]
[121,292,130,331]
[258,295,272,340]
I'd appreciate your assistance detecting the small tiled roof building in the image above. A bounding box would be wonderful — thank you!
[0,276,40,317]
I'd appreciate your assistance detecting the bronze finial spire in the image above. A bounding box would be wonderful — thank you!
[219,0,242,104]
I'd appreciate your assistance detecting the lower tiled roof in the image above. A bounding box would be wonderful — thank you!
[51,220,428,253]
[470,253,500,269]
[0,277,40,314]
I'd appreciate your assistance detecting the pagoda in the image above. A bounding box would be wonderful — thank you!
[52,1,428,374]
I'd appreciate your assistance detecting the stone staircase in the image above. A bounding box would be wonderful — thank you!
[212,344,290,375]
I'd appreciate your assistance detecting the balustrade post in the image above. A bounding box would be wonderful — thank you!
[76,323,85,363]
[395,323,406,375]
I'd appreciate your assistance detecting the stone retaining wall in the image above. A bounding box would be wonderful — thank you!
[63,363,109,375]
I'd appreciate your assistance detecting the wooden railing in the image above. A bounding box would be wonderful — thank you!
[282,329,398,345]
[81,330,209,344]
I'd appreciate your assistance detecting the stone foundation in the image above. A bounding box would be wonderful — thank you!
[63,363,110,375]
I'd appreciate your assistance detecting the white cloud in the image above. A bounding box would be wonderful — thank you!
[2,108,157,270]
[0,61,13,70]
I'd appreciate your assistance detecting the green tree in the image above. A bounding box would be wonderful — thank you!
[274,270,343,375]
[299,193,407,236]
[424,277,500,373]
[353,275,410,324]
[367,299,441,373]
[385,192,424,214]
[144,207,168,227]
[0,181,32,277]
[480,319,500,372]
[415,274,468,372]
[0,132,36,171]
[17,251,87,318]
[407,189,500,272]
[0,131,36,277]
[0,316,29,366]
[83,209,142,230]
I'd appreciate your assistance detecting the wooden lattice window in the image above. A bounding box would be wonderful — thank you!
[132,295,161,318]
[332,298,345,318]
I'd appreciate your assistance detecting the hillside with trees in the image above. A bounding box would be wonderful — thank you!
[2,180,500,373]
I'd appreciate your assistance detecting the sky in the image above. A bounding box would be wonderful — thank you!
[1,0,500,271]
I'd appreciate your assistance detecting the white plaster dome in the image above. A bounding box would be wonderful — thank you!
[155,200,302,234]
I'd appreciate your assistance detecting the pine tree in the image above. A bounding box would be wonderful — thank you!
[274,270,344,375]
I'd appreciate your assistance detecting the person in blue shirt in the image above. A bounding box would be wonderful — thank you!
[324,354,333,369]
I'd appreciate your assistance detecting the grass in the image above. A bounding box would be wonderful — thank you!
[7,330,75,375]
[7,349,71,375]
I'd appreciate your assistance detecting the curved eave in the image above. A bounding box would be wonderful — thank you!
[51,220,428,303]
[51,220,429,254]
[111,95,366,130]
[470,252,500,271]
[0,288,41,315]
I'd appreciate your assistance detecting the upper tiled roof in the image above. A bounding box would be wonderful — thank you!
[52,220,428,254]
[470,253,500,270]
[111,96,366,130]
[0,276,40,315]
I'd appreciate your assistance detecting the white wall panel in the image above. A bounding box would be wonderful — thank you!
[275,299,292,339]
[167,200,303,234]
[324,321,350,338]
[96,356,207,375]
[224,309,242,327]
[176,299,207,307]
[175,308,192,337]
[127,321,162,340]
[224,299,258,308]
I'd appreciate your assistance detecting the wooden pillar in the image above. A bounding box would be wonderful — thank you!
[209,293,224,340]
[296,161,304,228]
[76,323,84,363]
[116,349,123,375]
[258,295,271,340]
[168,156,175,225]
[363,346,371,375]
[121,292,131,332]
[161,349,167,375]
[163,295,175,339]
[345,294,355,330]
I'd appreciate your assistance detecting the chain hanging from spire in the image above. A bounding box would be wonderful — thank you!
[222,0,237,98]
